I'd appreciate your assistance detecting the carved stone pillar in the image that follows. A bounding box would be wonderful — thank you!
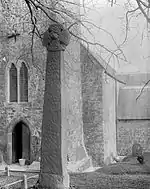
[39,24,70,189]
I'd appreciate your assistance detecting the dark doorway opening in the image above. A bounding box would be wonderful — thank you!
[12,121,30,163]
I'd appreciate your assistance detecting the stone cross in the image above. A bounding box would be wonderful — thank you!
[39,23,70,189]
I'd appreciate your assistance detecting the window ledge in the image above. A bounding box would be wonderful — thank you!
[4,102,31,107]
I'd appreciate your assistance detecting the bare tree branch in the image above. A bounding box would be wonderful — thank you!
[121,7,140,46]
[136,0,150,23]
[136,79,150,100]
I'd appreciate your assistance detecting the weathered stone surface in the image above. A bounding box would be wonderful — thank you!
[40,24,70,188]
[43,23,70,51]
[0,0,119,173]
[117,120,150,156]
[81,44,117,166]
[81,44,104,166]
[40,173,64,189]
[0,0,89,169]
[40,50,62,175]
[117,73,150,157]
[0,16,46,160]
[132,143,143,157]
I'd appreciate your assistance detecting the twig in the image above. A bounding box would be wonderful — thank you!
[136,0,150,23]
[136,79,150,100]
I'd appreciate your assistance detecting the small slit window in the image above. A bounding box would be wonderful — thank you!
[9,63,18,102]
[20,62,28,102]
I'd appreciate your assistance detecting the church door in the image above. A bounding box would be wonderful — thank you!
[12,121,30,163]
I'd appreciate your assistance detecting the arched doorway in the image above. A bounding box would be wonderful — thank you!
[12,121,30,163]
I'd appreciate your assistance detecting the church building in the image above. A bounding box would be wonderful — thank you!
[0,0,123,170]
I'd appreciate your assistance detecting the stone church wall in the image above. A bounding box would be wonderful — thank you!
[0,0,118,167]
[81,44,118,166]
[0,38,46,161]
[0,0,47,162]
[0,0,90,165]
[117,74,150,156]
[117,120,150,156]
[81,45,104,166]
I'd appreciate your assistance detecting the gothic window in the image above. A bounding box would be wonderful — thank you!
[20,62,28,102]
[8,62,29,103]
[9,63,18,102]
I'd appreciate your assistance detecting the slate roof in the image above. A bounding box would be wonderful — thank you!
[117,73,150,86]
[81,44,150,120]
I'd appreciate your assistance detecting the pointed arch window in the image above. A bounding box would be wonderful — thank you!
[8,62,29,103]
[20,62,28,102]
[9,63,18,102]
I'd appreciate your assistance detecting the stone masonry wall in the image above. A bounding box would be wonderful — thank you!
[0,0,117,167]
[117,120,150,156]
[0,47,46,161]
[81,44,104,166]
[0,0,47,161]
[117,73,150,157]
[0,0,90,165]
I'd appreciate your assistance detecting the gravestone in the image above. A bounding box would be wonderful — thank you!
[132,143,143,157]
[39,23,70,189]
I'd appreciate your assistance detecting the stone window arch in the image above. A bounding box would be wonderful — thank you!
[7,61,29,103]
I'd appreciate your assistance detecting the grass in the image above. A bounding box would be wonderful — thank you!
[1,153,150,189]
[70,172,150,189]
[70,152,150,189]
[0,172,37,188]
[1,169,150,189]
[96,162,150,175]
